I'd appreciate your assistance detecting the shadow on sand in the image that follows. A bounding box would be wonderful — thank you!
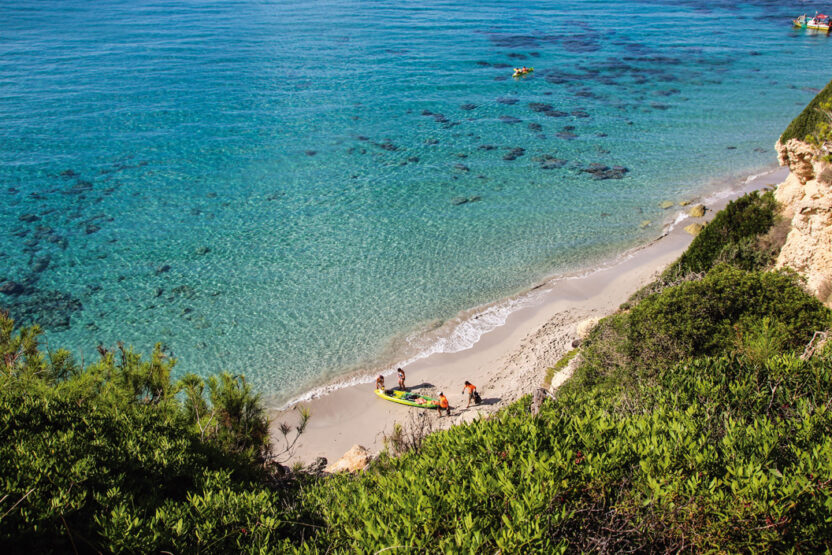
[399,382,435,391]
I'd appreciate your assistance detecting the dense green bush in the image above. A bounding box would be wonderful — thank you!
[780,77,832,144]
[663,191,781,280]
[293,352,832,553]
[576,265,831,389]
[0,316,306,553]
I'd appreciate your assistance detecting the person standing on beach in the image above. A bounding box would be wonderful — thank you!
[462,381,477,408]
[437,392,450,417]
[376,375,385,390]
[397,367,406,390]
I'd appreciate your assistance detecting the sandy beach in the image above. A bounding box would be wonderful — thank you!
[273,166,789,467]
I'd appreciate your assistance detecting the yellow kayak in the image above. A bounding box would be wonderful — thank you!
[513,67,534,77]
[374,388,439,409]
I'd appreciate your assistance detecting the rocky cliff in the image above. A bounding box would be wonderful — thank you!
[775,138,832,306]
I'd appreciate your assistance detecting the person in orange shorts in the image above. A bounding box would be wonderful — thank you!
[437,392,450,417]
[462,381,477,408]
[375,375,385,390]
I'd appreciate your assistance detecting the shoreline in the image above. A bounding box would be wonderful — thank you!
[272,165,788,466]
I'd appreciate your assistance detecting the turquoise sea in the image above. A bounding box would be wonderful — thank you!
[1,0,830,403]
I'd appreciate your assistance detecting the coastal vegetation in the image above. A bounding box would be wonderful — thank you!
[0,327,308,552]
[780,77,832,146]
[4,183,832,552]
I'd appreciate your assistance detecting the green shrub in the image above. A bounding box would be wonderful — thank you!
[780,78,832,144]
[0,314,304,553]
[294,352,832,553]
[576,265,831,388]
[663,191,780,281]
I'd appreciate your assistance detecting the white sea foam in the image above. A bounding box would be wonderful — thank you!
[664,210,689,233]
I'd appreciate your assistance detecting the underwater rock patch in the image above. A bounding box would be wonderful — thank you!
[497,96,519,105]
[4,288,83,331]
[172,284,197,299]
[499,115,522,124]
[19,214,39,223]
[503,147,525,161]
[529,102,554,113]
[579,164,629,180]
[451,196,482,206]
[31,256,50,274]
[65,180,93,194]
[562,33,601,53]
[0,281,26,296]
[534,155,567,170]
[489,35,539,48]
[453,163,470,172]
[528,122,543,132]
[460,103,478,110]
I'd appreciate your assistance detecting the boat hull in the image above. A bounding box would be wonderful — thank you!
[374,388,440,409]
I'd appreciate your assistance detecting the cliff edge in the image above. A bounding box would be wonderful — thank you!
[774,138,832,306]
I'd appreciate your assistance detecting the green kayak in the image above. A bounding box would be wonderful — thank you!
[374,388,439,409]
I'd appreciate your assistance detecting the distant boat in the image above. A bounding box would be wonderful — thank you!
[793,14,808,28]
[807,13,831,32]
[513,67,534,78]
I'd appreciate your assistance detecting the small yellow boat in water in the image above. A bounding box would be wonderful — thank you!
[513,66,534,78]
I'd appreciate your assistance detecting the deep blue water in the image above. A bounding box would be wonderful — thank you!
[1,0,830,402]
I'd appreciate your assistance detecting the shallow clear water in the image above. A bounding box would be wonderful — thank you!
[1,0,829,402]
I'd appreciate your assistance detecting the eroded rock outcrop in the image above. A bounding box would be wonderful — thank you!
[326,444,373,473]
[774,139,832,306]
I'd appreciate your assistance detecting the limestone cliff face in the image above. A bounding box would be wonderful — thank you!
[774,139,832,305]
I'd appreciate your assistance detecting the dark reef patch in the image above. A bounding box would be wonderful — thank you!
[503,147,525,161]
[579,164,629,180]
[2,287,83,331]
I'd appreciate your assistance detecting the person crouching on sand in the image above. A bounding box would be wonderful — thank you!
[462,381,477,408]
[438,392,450,417]
[397,367,406,390]
[376,375,385,390]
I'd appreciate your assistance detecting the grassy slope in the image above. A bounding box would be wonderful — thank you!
[780,77,832,143]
